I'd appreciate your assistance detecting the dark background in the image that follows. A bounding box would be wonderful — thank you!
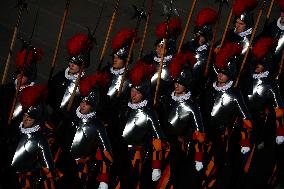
[0,0,281,83]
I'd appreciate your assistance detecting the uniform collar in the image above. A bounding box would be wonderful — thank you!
[14,80,35,91]
[235,28,252,37]
[76,106,96,119]
[19,122,40,134]
[213,80,233,92]
[128,100,148,109]
[171,91,191,102]
[154,54,173,63]
[277,17,284,30]
[65,67,84,81]
[252,71,269,79]
[110,67,125,76]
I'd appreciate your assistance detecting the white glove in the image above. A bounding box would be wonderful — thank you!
[276,136,284,145]
[152,169,161,181]
[241,146,250,154]
[98,182,108,189]
[195,161,203,171]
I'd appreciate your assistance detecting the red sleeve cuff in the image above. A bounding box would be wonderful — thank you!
[152,160,161,169]
[240,139,250,147]
[195,152,203,162]
[277,127,284,136]
[97,173,109,183]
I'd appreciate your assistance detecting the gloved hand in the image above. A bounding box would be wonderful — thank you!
[195,161,203,171]
[98,182,108,189]
[276,136,284,145]
[241,146,250,154]
[152,169,161,181]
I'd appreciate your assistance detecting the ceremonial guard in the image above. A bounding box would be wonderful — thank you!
[117,61,165,188]
[218,0,257,55]
[182,8,218,96]
[48,33,94,125]
[200,42,253,189]
[67,72,113,189]
[159,52,206,188]
[0,46,42,127]
[11,85,56,189]
[146,17,182,100]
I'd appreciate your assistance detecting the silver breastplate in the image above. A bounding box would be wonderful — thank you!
[13,98,22,119]
[211,90,248,124]
[11,133,54,172]
[122,108,162,146]
[151,57,172,84]
[107,74,128,99]
[70,118,100,159]
[60,80,79,109]
[240,36,249,55]
[275,32,284,55]
[168,101,204,135]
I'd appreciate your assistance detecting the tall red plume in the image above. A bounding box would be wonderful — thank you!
[195,8,218,27]
[80,72,110,96]
[66,34,93,56]
[215,42,242,69]
[111,29,135,52]
[252,37,277,60]
[15,48,43,69]
[155,17,182,39]
[233,0,258,17]
[20,84,48,110]
[169,52,197,80]
[278,0,284,10]
[129,60,156,87]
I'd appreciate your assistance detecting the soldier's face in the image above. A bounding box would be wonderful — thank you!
[131,88,143,104]
[217,72,229,83]
[255,64,265,73]
[69,62,80,74]
[235,18,247,34]
[156,43,167,58]
[194,33,206,46]
[113,55,125,69]
[80,101,92,114]
[174,83,186,95]
[23,113,35,128]
[16,74,28,86]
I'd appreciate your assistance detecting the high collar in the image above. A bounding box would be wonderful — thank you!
[65,67,84,81]
[76,106,96,119]
[252,71,269,79]
[213,80,233,92]
[19,122,40,134]
[110,67,125,76]
[171,91,191,102]
[128,100,148,110]
[277,17,284,30]
[154,54,173,63]
[235,27,252,38]
[14,79,35,91]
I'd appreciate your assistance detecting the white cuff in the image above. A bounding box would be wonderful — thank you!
[276,136,284,145]
[98,182,108,189]
[195,161,203,171]
[241,146,250,154]
[152,169,161,181]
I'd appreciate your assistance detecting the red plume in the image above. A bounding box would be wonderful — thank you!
[20,84,48,110]
[79,72,110,96]
[252,37,277,60]
[215,42,242,69]
[169,52,197,80]
[233,0,258,17]
[129,60,156,87]
[15,48,43,69]
[155,17,182,39]
[195,8,218,27]
[66,34,93,56]
[278,0,284,10]
[111,29,135,52]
